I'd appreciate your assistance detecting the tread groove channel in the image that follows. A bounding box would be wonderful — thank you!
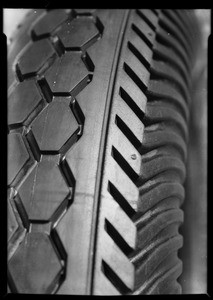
[115,114,142,150]
[111,146,139,184]
[101,260,131,294]
[123,62,147,94]
[104,218,133,256]
[131,23,153,50]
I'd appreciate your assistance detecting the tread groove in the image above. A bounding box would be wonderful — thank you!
[70,98,85,132]
[136,9,156,31]
[50,36,65,57]
[37,78,53,103]
[59,157,76,188]
[151,9,159,16]
[111,146,139,184]
[119,87,145,121]
[95,16,104,36]
[25,130,41,162]
[115,114,142,151]
[101,260,131,294]
[14,194,30,231]
[82,52,95,72]
[131,23,153,50]
[59,131,79,156]
[108,181,136,218]
[105,218,133,256]
[127,41,150,71]
[123,62,147,94]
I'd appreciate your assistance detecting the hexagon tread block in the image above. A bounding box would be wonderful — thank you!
[17,39,57,79]
[32,9,71,38]
[56,17,100,50]
[44,52,90,95]
[18,155,70,221]
[8,132,31,186]
[8,231,63,294]
[31,98,79,152]
[8,80,43,127]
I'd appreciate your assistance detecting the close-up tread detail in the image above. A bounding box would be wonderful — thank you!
[7,8,201,295]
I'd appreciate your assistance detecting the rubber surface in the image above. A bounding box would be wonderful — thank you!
[7,9,200,294]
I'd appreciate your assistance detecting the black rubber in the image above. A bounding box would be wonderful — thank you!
[7,9,200,295]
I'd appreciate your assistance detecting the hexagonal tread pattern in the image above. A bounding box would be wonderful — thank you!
[8,8,104,293]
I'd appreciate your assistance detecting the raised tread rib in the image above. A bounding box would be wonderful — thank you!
[158,13,193,60]
[147,79,189,121]
[155,22,191,73]
[144,102,188,141]
[152,40,190,86]
[140,125,187,161]
[93,8,199,295]
[150,58,190,103]
[174,9,199,45]
[162,10,195,50]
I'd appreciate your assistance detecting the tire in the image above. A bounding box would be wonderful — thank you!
[7,9,201,294]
